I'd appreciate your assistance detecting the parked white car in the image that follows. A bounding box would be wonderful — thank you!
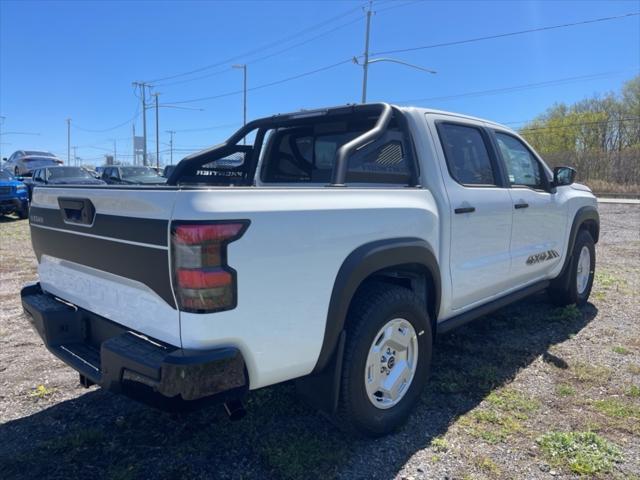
[4,150,63,176]
[22,103,598,436]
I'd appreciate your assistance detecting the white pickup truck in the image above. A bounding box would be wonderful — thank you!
[21,103,599,436]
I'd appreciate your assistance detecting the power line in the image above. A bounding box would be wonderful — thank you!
[72,107,140,133]
[172,123,241,133]
[393,71,622,104]
[145,3,364,84]
[154,16,364,88]
[372,12,640,56]
[167,58,353,105]
[375,0,421,14]
[520,117,640,133]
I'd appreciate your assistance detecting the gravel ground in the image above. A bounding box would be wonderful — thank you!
[0,203,638,480]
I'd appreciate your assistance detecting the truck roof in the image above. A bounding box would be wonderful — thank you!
[397,105,516,132]
[267,103,516,134]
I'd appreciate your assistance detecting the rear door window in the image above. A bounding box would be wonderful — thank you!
[437,123,497,186]
[261,126,411,184]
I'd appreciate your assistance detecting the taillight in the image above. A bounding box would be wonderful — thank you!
[171,221,249,313]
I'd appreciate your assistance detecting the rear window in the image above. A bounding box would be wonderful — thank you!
[47,167,93,179]
[23,157,61,165]
[437,123,497,186]
[120,167,161,178]
[25,151,55,157]
[261,122,411,184]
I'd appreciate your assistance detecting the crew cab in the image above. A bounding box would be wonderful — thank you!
[21,103,599,436]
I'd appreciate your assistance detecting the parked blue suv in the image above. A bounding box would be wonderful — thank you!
[0,169,29,219]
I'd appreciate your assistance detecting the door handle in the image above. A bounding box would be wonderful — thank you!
[514,203,529,209]
[454,206,476,214]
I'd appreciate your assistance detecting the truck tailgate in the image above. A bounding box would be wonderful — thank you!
[28,186,181,346]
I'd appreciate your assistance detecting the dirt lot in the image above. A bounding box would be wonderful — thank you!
[0,203,638,480]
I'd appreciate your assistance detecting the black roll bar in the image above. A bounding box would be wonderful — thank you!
[168,102,397,186]
[330,103,392,186]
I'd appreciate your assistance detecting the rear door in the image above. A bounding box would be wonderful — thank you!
[29,186,181,345]
[435,120,513,310]
[492,131,567,284]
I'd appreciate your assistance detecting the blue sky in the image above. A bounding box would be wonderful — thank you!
[1,0,638,166]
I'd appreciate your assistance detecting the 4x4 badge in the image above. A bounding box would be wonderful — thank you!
[526,250,560,265]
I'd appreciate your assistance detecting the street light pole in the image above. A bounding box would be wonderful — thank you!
[354,58,437,102]
[133,82,150,166]
[0,115,5,161]
[66,118,71,164]
[166,130,175,165]
[361,0,373,103]
[153,92,160,169]
[232,64,247,144]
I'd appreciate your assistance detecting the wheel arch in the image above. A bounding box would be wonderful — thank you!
[553,205,600,287]
[313,237,440,374]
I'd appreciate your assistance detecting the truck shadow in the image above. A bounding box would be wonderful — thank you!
[0,293,597,480]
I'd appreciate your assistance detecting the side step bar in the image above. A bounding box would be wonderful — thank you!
[437,280,550,335]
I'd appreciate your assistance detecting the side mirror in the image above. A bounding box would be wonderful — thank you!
[553,166,576,187]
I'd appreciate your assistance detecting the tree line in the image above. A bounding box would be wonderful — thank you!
[520,76,639,191]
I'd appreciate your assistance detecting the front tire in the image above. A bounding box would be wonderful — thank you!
[336,283,432,437]
[549,229,596,306]
[17,203,29,220]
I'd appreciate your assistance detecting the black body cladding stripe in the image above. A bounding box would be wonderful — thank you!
[30,219,176,308]
[29,206,169,246]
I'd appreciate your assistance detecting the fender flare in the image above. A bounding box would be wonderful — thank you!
[554,205,600,286]
[312,237,440,374]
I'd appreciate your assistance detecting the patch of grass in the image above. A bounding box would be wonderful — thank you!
[259,432,348,480]
[28,384,54,399]
[627,385,640,398]
[432,368,470,393]
[593,398,640,419]
[547,305,582,322]
[44,429,104,453]
[431,436,449,452]
[460,409,523,444]
[612,346,630,355]
[486,388,540,416]
[628,364,640,375]
[594,271,628,292]
[475,456,501,475]
[537,431,622,475]
[573,362,612,384]
[556,384,575,397]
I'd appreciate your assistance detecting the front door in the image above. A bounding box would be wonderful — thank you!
[436,121,513,310]
[492,131,567,284]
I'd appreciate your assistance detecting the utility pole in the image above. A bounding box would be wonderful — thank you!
[0,115,5,161]
[113,139,117,164]
[66,118,71,164]
[132,124,136,165]
[72,146,77,166]
[232,64,247,144]
[153,92,160,169]
[166,130,175,165]
[361,0,373,103]
[133,82,150,165]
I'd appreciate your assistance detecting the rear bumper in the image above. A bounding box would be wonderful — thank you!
[21,283,248,408]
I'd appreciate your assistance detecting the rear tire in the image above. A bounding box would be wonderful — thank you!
[336,282,432,437]
[549,229,595,306]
